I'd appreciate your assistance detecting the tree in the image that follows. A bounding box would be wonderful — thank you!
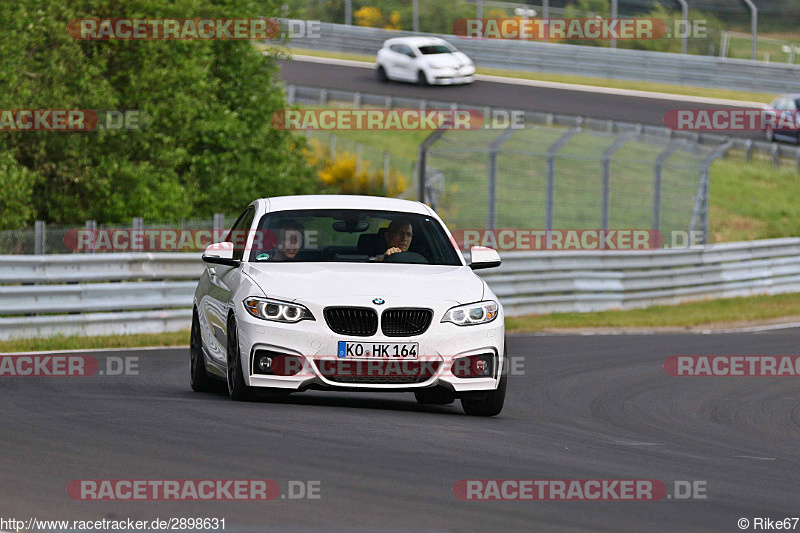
[0,0,318,225]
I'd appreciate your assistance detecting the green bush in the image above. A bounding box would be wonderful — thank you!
[0,0,318,225]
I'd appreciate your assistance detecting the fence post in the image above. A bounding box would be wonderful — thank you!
[383,151,391,195]
[487,129,516,231]
[652,145,679,234]
[600,136,631,238]
[213,213,225,242]
[85,220,97,253]
[330,133,337,159]
[132,217,144,252]
[34,220,46,255]
[545,128,581,230]
[355,143,362,174]
[417,128,450,204]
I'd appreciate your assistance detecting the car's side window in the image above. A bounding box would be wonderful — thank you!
[227,207,255,261]
[398,45,415,58]
[389,44,402,54]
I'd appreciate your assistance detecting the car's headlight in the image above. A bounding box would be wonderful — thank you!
[441,301,498,326]
[243,297,314,323]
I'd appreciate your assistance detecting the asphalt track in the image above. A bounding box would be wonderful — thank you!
[278,59,764,141]
[2,330,800,532]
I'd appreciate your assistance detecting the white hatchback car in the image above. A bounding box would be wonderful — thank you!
[191,195,507,416]
[376,37,475,86]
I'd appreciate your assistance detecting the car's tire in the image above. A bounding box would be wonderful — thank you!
[417,70,428,86]
[190,308,215,392]
[415,386,455,405]
[766,126,774,142]
[461,346,507,417]
[226,316,254,401]
[377,65,388,83]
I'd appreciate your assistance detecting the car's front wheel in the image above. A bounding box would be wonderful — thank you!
[377,65,388,83]
[417,70,428,86]
[190,308,215,392]
[226,316,253,401]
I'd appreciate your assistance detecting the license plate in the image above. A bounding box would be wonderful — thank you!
[338,341,419,359]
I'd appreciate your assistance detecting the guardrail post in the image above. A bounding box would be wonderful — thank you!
[355,143,362,174]
[287,85,296,105]
[353,92,361,108]
[771,144,780,167]
[330,133,336,159]
[34,220,46,255]
[487,129,517,230]
[132,217,144,252]
[385,95,392,109]
[796,150,800,173]
[545,128,581,230]
[744,139,753,161]
[319,89,328,106]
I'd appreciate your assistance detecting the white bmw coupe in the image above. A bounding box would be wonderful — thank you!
[191,195,506,416]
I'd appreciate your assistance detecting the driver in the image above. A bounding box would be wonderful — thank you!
[377,218,413,261]
[272,219,304,261]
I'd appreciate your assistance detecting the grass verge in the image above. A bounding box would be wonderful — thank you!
[0,330,189,354]
[277,46,776,103]
[505,292,800,332]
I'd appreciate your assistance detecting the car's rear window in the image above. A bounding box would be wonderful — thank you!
[248,209,462,266]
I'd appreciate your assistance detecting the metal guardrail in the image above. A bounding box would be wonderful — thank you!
[286,20,800,94]
[287,84,800,170]
[2,240,800,340]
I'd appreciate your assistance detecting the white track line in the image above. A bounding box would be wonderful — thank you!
[287,54,767,108]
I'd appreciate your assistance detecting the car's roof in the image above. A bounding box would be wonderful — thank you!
[384,36,450,47]
[260,195,434,215]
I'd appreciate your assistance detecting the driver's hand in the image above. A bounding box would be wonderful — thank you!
[380,247,402,260]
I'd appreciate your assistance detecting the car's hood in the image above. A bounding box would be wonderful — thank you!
[424,52,472,69]
[242,262,483,304]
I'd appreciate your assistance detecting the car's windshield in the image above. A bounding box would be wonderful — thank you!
[418,44,456,55]
[248,209,462,266]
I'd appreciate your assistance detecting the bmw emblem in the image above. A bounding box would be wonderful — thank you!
[373,298,385,305]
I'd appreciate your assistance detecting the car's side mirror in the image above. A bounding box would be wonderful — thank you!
[202,242,239,267]
[469,246,501,270]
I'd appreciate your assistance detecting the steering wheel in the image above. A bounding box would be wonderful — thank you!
[382,251,428,264]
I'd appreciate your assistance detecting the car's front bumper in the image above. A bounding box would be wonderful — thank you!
[235,305,504,393]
